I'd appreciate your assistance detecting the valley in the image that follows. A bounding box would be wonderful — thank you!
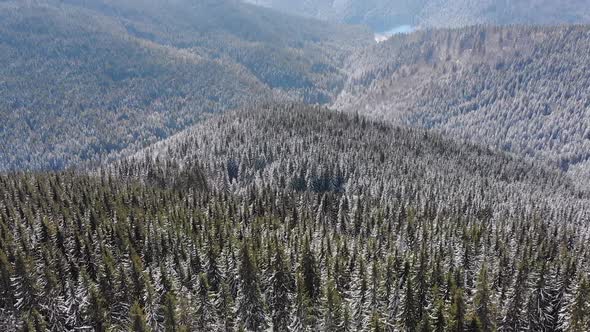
[335,25,590,182]
[0,0,371,171]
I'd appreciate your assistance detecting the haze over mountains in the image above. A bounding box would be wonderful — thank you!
[2,0,590,331]
[243,0,590,31]
[3,0,590,176]
[0,0,370,170]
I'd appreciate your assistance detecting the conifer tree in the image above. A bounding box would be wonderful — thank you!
[162,292,178,332]
[0,249,14,312]
[352,258,369,331]
[433,298,446,332]
[370,311,385,332]
[465,314,481,332]
[29,309,47,332]
[12,252,38,313]
[501,264,528,331]
[526,265,553,331]
[206,244,223,293]
[567,276,590,332]
[216,280,236,332]
[301,239,321,303]
[130,301,150,332]
[400,262,418,332]
[449,288,466,332]
[291,272,313,331]
[195,273,216,330]
[87,283,109,331]
[419,313,433,332]
[237,244,267,331]
[323,279,344,331]
[474,264,494,332]
[270,248,292,331]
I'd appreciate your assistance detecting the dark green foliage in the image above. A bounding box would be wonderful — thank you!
[195,273,215,330]
[473,265,494,332]
[568,277,590,331]
[162,292,178,332]
[301,239,321,302]
[402,267,418,331]
[130,302,150,332]
[87,284,108,331]
[269,248,292,331]
[238,245,267,331]
[0,106,589,331]
[449,288,466,332]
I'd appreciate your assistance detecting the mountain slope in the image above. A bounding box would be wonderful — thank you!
[0,0,371,171]
[244,0,590,31]
[2,105,589,330]
[334,25,590,180]
[111,104,587,215]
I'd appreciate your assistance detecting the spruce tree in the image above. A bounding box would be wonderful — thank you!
[162,292,178,332]
[216,281,236,331]
[568,276,590,332]
[400,263,418,332]
[88,284,109,331]
[12,252,38,313]
[301,239,321,303]
[526,265,553,331]
[501,264,528,332]
[195,273,216,330]
[473,264,494,332]
[419,313,433,332]
[237,244,267,331]
[449,288,466,332]
[323,279,344,331]
[130,301,150,332]
[270,249,292,331]
[433,298,446,332]
[0,249,14,312]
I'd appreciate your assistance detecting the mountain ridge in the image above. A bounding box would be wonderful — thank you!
[243,0,590,31]
[0,0,371,171]
[333,25,590,183]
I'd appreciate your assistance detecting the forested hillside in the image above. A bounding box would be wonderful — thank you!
[335,25,590,181]
[420,0,590,28]
[244,0,426,32]
[244,0,590,30]
[0,0,370,171]
[1,106,589,331]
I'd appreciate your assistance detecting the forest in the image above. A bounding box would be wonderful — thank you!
[2,1,590,331]
[0,0,370,171]
[243,0,590,30]
[335,25,590,183]
[1,106,589,331]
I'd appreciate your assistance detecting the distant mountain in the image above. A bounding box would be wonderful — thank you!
[420,0,590,28]
[244,0,590,31]
[0,0,371,171]
[334,25,590,181]
[244,0,426,32]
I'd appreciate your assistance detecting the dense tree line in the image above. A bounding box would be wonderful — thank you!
[1,106,590,331]
[114,104,586,215]
[0,0,370,171]
[244,0,590,30]
[335,25,590,183]
[418,0,590,28]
